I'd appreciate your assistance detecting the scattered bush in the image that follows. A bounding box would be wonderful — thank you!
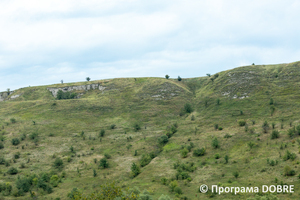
[174,186,183,195]
[169,180,178,192]
[7,167,18,175]
[218,127,223,130]
[140,154,152,167]
[269,98,274,105]
[177,76,182,81]
[131,162,141,177]
[224,134,232,138]
[262,121,269,133]
[158,135,168,145]
[214,124,219,130]
[99,158,109,169]
[99,129,105,137]
[56,90,76,100]
[53,158,64,170]
[191,115,195,121]
[181,148,189,158]
[211,137,219,149]
[104,153,111,159]
[11,138,20,145]
[165,75,170,79]
[183,103,193,113]
[110,124,116,129]
[133,123,141,132]
[284,166,295,176]
[10,118,16,124]
[238,120,246,126]
[214,153,220,159]
[283,150,296,161]
[193,148,206,157]
[161,177,168,185]
[0,142,4,149]
[288,128,295,138]
[271,130,279,139]
[224,155,229,164]
[233,171,239,178]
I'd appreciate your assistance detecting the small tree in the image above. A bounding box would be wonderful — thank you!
[233,171,239,178]
[53,158,64,170]
[93,169,97,177]
[86,77,91,81]
[262,121,269,133]
[181,148,189,158]
[183,103,193,113]
[269,98,274,105]
[10,118,16,123]
[271,130,279,139]
[206,74,211,77]
[216,98,220,105]
[177,76,182,81]
[133,123,141,132]
[165,75,170,79]
[11,138,20,146]
[99,129,105,137]
[224,155,229,164]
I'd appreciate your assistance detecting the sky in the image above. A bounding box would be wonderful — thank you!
[1,0,300,92]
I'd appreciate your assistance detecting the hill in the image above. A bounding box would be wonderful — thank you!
[1,61,300,199]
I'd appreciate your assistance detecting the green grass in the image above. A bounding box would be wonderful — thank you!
[0,61,300,199]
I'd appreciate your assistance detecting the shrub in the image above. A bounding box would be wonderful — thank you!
[233,171,239,178]
[161,177,168,185]
[50,175,59,187]
[99,129,105,137]
[183,103,193,113]
[53,158,64,170]
[7,167,18,175]
[224,155,229,164]
[16,177,31,192]
[0,142,4,149]
[283,150,296,161]
[99,158,109,168]
[216,98,220,105]
[174,186,183,195]
[86,77,90,81]
[269,98,274,105]
[29,132,38,140]
[177,76,182,81]
[288,128,295,138]
[165,75,170,79]
[218,127,223,131]
[158,135,168,145]
[56,90,76,100]
[214,124,219,130]
[271,130,279,139]
[214,153,220,159]
[191,115,195,121]
[169,180,178,192]
[131,162,141,177]
[240,110,243,115]
[14,152,20,159]
[104,153,111,159]
[284,166,295,176]
[248,141,255,149]
[10,118,16,124]
[262,121,269,133]
[140,154,152,167]
[133,123,141,132]
[192,148,205,157]
[11,138,20,145]
[181,148,189,158]
[110,124,116,129]
[238,120,246,126]
[224,134,232,138]
[212,137,219,149]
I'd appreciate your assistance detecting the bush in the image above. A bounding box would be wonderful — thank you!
[269,98,274,105]
[174,186,183,195]
[99,129,105,137]
[50,175,59,187]
[183,103,193,113]
[53,158,64,170]
[218,127,223,131]
[165,75,170,79]
[7,167,18,175]
[56,90,76,100]
[158,194,172,200]
[214,153,220,159]
[284,166,296,176]
[181,148,189,158]
[16,177,31,193]
[169,180,178,192]
[288,128,295,138]
[140,154,152,167]
[224,155,229,164]
[104,153,111,159]
[0,142,4,149]
[233,171,239,178]
[131,162,141,177]
[262,121,269,133]
[193,148,206,156]
[161,177,168,185]
[238,120,246,126]
[133,123,141,132]
[271,130,279,139]
[158,135,168,145]
[10,118,16,124]
[191,115,195,121]
[177,76,182,81]
[283,150,296,161]
[212,137,219,149]
[214,124,219,130]
[110,124,116,129]
[29,132,38,140]
[99,158,109,168]
[11,138,20,145]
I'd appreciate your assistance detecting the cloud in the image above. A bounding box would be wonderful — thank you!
[0,0,300,91]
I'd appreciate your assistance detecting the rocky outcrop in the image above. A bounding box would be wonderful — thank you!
[47,83,106,98]
[0,91,14,101]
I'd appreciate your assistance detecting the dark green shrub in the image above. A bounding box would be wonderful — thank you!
[224,134,232,138]
[193,148,206,156]
[214,124,219,130]
[284,166,295,176]
[283,150,296,161]
[110,124,116,129]
[131,162,141,177]
[86,77,90,81]
[288,128,295,138]
[14,152,20,159]
[133,123,141,132]
[269,98,274,105]
[29,132,38,140]
[165,75,170,79]
[99,129,105,137]
[0,142,3,149]
[181,148,189,158]
[177,76,182,81]
[56,90,76,100]
[191,115,195,121]
[262,121,269,133]
[216,98,220,105]
[7,167,18,175]
[183,103,193,113]
[224,155,229,164]
[10,118,16,124]
[140,154,152,167]
[211,137,219,149]
[218,127,223,130]
[93,169,97,177]
[233,171,239,178]
[158,135,168,145]
[174,187,183,195]
[16,177,31,192]
[11,138,20,145]
[271,130,279,139]
[104,153,111,159]
[214,153,220,159]
[238,120,246,126]
[53,158,64,170]
[99,158,109,168]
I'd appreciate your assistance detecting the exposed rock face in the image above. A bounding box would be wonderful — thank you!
[47,83,106,98]
[0,91,14,101]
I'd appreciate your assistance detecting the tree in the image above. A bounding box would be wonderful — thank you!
[165,75,170,79]
[206,74,211,77]
[86,77,91,81]
[177,76,182,81]
[212,137,219,149]
[183,103,193,113]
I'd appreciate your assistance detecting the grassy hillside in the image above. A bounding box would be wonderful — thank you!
[1,62,300,199]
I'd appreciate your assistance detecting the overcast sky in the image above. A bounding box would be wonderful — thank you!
[1,0,300,92]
